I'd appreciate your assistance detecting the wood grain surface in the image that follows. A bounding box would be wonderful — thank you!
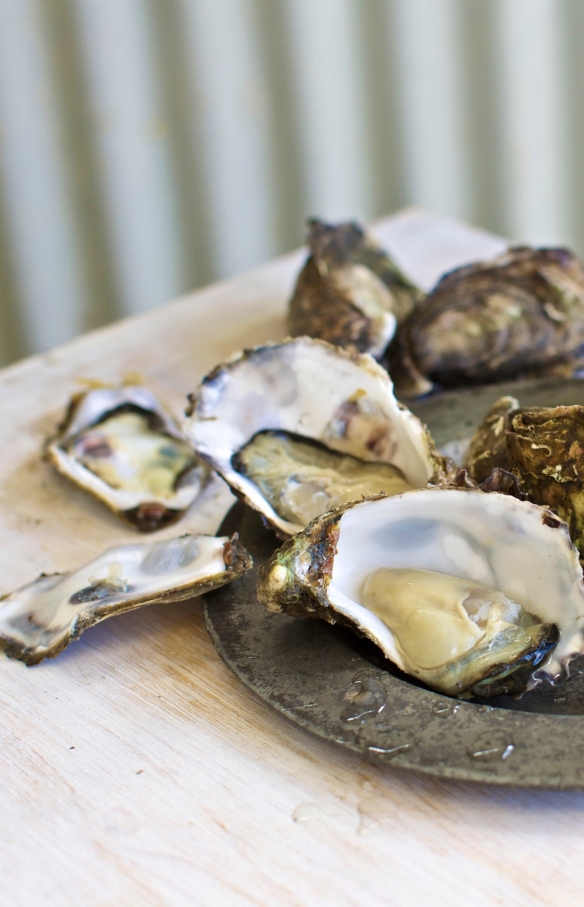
[4,209,576,907]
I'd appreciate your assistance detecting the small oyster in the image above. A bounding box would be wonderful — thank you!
[288,219,424,359]
[389,246,584,397]
[257,488,584,697]
[47,386,210,531]
[0,533,251,664]
[466,396,584,555]
[184,337,445,537]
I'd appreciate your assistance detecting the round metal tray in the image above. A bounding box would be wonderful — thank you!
[204,376,584,788]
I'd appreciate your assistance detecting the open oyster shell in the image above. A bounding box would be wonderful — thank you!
[257,488,584,698]
[184,337,445,537]
[389,246,584,397]
[47,386,210,531]
[466,396,584,556]
[0,533,251,665]
[288,220,424,359]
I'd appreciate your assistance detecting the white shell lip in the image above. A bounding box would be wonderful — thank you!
[184,337,440,536]
[326,489,584,687]
[0,533,251,665]
[47,386,209,530]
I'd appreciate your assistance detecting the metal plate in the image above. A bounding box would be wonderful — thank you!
[204,376,584,788]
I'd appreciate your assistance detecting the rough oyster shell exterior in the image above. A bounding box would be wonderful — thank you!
[466,395,584,554]
[389,246,584,397]
[288,220,424,359]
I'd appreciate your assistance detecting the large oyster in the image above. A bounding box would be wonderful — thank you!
[257,488,584,697]
[466,396,584,555]
[0,533,251,664]
[389,246,584,397]
[184,337,445,537]
[288,219,424,359]
[47,386,209,531]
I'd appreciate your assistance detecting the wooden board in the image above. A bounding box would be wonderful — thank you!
[5,208,578,907]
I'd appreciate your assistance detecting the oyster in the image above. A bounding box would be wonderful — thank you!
[389,246,584,397]
[257,488,584,697]
[288,219,424,359]
[184,337,445,537]
[0,533,251,664]
[466,396,584,555]
[47,386,209,531]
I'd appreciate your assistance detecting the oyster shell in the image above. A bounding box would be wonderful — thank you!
[257,488,584,697]
[184,337,445,537]
[466,396,584,555]
[288,219,424,359]
[389,246,584,397]
[0,533,251,665]
[47,386,210,531]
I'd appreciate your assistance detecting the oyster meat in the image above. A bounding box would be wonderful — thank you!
[47,386,209,531]
[0,533,252,664]
[389,246,584,397]
[257,488,584,697]
[466,395,584,556]
[184,337,445,537]
[288,219,424,359]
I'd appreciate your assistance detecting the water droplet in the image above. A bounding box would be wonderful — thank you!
[476,705,493,713]
[368,743,412,758]
[431,701,460,717]
[292,802,324,823]
[341,673,386,724]
[468,731,514,762]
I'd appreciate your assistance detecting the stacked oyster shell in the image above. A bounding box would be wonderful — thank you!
[288,220,584,397]
[183,336,445,537]
[182,335,584,699]
[8,213,584,707]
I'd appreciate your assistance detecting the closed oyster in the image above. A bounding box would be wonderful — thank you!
[184,337,445,537]
[257,488,584,697]
[0,533,251,664]
[466,396,584,555]
[288,219,424,359]
[389,246,584,397]
[47,386,210,531]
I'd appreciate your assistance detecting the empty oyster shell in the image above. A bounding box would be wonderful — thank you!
[288,219,424,359]
[466,396,584,555]
[0,533,251,664]
[184,337,445,537]
[257,488,584,697]
[389,246,584,397]
[47,386,210,531]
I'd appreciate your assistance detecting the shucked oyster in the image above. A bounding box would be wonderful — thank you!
[184,337,445,537]
[466,396,584,556]
[288,219,424,359]
[47,386,209,531]
[0,533,251,664]
[389,246,584,397]
[257,488,584,697]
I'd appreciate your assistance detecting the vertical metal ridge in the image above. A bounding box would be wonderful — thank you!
[389,0,472,220]
[493,0,570,245]
[41,0,122,332]
[0,0,88,353]
[282,0,373,221]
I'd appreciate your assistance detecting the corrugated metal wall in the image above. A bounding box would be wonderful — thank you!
[1,0,583,366]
